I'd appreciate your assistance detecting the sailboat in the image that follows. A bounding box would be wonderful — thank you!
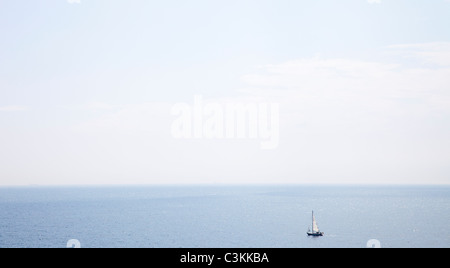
[307,211,324,237]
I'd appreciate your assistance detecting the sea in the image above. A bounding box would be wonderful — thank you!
[0,185,449,248]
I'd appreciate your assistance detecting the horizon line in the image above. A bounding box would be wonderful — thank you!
[1,182,449,188]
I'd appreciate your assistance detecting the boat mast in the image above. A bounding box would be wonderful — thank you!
[312,211,314,233]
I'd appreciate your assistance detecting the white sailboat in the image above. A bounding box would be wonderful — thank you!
[307,211,324,236]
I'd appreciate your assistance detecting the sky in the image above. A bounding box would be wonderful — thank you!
[1,0,450,186]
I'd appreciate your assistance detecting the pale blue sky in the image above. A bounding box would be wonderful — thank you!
[2,0,449,104]
[1,0,450,185]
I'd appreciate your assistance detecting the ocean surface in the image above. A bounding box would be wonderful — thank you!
[0,185,449,248]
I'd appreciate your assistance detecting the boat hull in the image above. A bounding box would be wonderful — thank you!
[307,232,324,237]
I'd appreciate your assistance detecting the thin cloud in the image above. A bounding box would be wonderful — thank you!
[387,42,450,66]
[0,105,29,112]
[241,43,450,127]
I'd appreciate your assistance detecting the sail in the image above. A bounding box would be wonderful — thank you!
[312,214,320,233]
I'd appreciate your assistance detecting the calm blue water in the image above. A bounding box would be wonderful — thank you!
[0,185,449,248]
